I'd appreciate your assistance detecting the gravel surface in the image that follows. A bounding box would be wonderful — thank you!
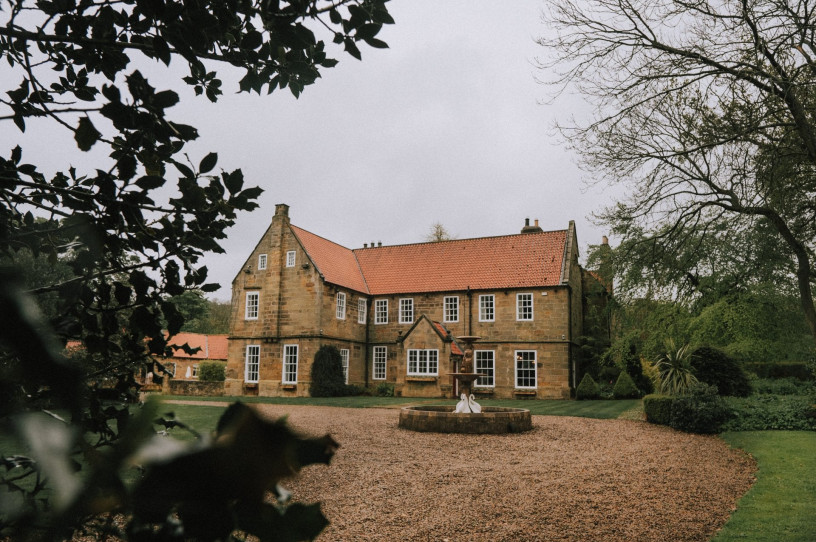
[240,404,757,542]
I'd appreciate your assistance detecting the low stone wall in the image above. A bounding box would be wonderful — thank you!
[166,380,225,397]
[398,406,532,434]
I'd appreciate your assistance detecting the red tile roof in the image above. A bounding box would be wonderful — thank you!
[291,225,369,293]
[290,225,567,295]
[433,321,463,356]
[166,333,228,360]
[355,231,567,294]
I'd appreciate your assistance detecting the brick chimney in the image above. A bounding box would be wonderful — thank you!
[521,218,544,234]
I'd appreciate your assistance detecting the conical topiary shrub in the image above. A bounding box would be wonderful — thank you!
[576,373,600,400]
[612,371,640,399]
[309,345,346,397]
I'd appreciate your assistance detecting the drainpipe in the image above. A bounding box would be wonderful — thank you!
[466,286,472,335]
[364,296,371,387]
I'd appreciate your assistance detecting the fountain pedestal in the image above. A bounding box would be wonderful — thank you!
[397,334,532,433]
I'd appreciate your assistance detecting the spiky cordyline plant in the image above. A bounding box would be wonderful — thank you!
[655,340,698,396]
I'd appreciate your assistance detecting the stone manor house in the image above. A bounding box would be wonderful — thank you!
[224,204,609,400]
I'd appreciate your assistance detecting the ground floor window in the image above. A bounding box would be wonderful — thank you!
[340,348,349,384]
[373,346,387,380]
[474,350,494,387]
[515,350,537,388]
[282,344,298,384]
[407,349,438,376]
[245,345,260,383]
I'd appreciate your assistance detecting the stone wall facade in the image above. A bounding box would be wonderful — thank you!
[225,205,595,400]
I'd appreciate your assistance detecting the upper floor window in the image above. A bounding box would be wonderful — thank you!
[282,344,298,384]
[474,350,495,388]
[340,348,349,384]
[399,298,414,324]
[245,291,259,320]
[479,294,494,322]
[517,293,533,321]
[515,350,537,389]
[443,296,459,323]
[258,253,267,270]
[336,292,346,319]
[375,299,388,324]
[285,250,296,267]
[372,346,387,380]
[192,364,200,378]
[407,349,439,376]
[245,345,260,383]
[358,299,367,324]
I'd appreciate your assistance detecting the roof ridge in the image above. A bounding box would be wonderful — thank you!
[290,224,353,251]
[351,229,568,252]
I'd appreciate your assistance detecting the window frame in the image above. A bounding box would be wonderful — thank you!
[285,250,296,267]
[258,253,267,270]
[336,292,346,319]
[479,294,495,322]
[374,299,388,324]
[399,298,414,324]
[245,291,259,320]
[372,346,387,380]
[282,344,298,384]
[358,299,367,324]
[407,349,439,376]
[192,364,200,379]
[516,292,533,321]
[340,348,350,384]
[245,345,260,383]
[474,350,495,388]
[515,350,537,389]
[443,296,459,323]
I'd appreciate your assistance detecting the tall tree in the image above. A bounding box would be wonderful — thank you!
[538,0,816,346]
[0,1,392,539]
[424,222,454,242]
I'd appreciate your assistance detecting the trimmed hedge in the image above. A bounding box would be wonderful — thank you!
[309,345,347,397]
[669,383,731,434]
[198,361,226,382]
[643,394,674,425]
[576,373,600,400]
[743,361,811,380]
[612,371,640,399]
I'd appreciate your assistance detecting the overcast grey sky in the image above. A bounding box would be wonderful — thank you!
[5,1,618,301]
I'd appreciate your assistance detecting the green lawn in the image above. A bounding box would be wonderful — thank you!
[159,394,641,419]
[713,431,816,542]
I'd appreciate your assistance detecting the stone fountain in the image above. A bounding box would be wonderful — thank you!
[398,335,532,434]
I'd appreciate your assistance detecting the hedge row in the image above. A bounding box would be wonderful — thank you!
[743,361,811,380]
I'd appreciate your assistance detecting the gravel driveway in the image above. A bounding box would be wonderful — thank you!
[239,404,756,542]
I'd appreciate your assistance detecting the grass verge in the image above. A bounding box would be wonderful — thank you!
[713,431,816,542]
[157,395,641,419]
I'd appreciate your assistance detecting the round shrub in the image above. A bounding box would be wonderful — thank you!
[309,345,346,397]
[691,346,752,397]
[198,361,226,382]
[576,373,600,400]
[643,394,673,425]
[669,382,732,434]
[612,371,640,399]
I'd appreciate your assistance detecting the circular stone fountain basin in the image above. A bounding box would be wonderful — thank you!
[398,406,532,434]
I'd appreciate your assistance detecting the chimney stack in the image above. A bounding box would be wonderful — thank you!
[521,218,544,234]
[602,235,609,245]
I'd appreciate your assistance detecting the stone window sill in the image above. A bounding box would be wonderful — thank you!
[406,376,437,382]
[281,384,297,390]
[514,389,536,396]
